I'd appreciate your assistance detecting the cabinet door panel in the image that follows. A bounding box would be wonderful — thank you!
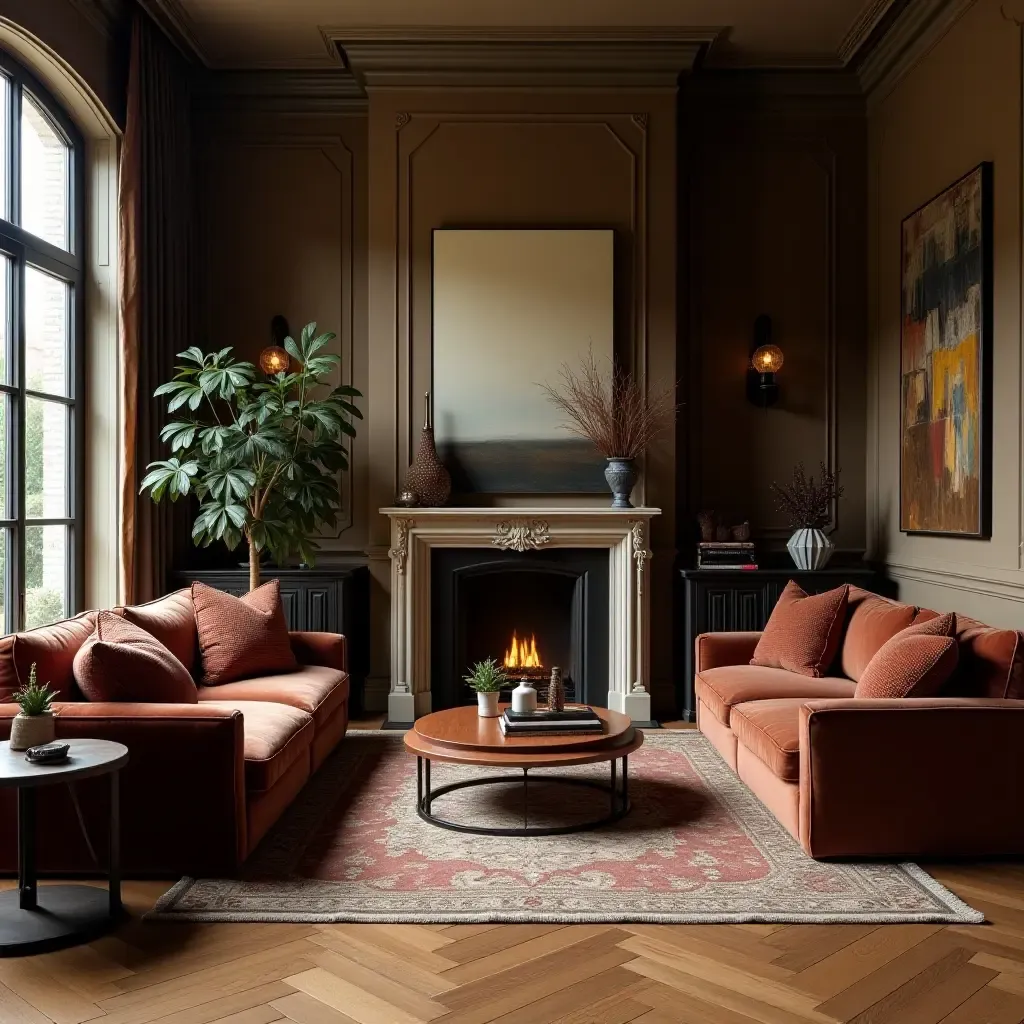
[705,590,734,632]
[305,586,336,633]
[277,588,301,630]
[736,589,761,631]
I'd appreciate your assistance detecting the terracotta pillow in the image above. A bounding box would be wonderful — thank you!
[192,579,297,685]
[840,588,917,682]
[73,611,198,703]
[0,611,98,701]
[751,581,849,678]
[119,589,198,676]
[901,611,956,639]
[855,634,958,699]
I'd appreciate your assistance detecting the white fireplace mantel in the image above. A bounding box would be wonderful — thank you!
[382,506,660,724]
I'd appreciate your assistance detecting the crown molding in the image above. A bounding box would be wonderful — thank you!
[838,0,901,63]
[193,69,367,112]
[65,0,126,38]
[137,0,208,65]
[856,0,977,101]
[330,26,722,88]
[683,68,866,115]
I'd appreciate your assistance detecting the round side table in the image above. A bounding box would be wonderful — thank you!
[0,738,128,956]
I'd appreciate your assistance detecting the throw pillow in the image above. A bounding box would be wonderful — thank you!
[901,611,956,639]
[855,634,959,699]
[119,589,198,675]
[192,579,297,685]
[73,611,198,703]
[750,581,849,677]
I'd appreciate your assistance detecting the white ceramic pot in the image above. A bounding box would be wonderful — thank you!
[10,712,55,752]
[511,679,538,714]
[476,691,500,718]
[786,528,835,571]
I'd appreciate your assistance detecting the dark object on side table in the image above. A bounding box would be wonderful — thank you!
[678,565,890,722]
[173,565,370,713]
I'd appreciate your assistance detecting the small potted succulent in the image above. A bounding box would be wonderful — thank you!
[10,664,58,751]
[464,658,507,718]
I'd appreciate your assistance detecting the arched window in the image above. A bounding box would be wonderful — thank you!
[0,51,83,631]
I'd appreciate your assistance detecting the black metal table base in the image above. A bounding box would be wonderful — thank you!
[416,755,630,836]
[1,769,122,957]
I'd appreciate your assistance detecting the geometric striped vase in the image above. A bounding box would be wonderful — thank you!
[786,528,834,571]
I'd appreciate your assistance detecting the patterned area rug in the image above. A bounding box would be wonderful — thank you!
[150,730,982,925]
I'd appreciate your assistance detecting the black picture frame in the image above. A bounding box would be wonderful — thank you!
[899,161,993,538]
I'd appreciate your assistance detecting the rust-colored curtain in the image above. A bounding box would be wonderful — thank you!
[119,9,193,605]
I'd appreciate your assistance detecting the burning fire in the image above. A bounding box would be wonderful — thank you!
[504,631,542,669]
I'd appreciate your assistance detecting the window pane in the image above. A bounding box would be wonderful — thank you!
[25,524,65,629]
[0,394,6,519]
[0,253,9,385]
[21,93,69,250]
[25,396,66,519]
[25,265,68,396]
[0,529,6,634]
[0,76,8,221]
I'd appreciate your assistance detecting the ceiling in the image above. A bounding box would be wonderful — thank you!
[149,0,896,70]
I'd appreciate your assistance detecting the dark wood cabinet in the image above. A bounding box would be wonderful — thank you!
[678,566,891,722]
[172,565,370,712]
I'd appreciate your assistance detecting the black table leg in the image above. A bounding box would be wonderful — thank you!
[424,758,432,813]
[610,758,617,815]
[109,770,121,918]
[17,787,36,911]
[417,756,423,809]
[622,755,629,812]
[523,769,529,829]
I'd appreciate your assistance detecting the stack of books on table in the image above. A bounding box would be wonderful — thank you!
[697,541,758,570]
[499,707,604,738]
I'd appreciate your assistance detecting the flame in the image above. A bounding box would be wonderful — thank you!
[503,630,542,669]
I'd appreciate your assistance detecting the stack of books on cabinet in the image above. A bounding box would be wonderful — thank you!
[499,707,603,737]
[697,542,758,570]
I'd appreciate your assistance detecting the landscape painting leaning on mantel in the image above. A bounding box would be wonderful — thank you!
[900,163,992,537]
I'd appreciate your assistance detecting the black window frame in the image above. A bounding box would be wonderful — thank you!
[0,49,85,634]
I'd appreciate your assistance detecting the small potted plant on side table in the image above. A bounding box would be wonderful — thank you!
[464,658,507,718]
[10,664,58,751]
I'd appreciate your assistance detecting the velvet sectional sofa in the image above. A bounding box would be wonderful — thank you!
[0,587,350,876]
[696,586,1024,859]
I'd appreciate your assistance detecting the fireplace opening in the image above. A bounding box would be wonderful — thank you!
[431,548,608,711]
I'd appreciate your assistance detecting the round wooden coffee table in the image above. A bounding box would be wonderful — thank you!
[404,706,643,836]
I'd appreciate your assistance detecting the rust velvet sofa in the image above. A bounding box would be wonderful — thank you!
[696,587,1024,859]
[0,589,350,876]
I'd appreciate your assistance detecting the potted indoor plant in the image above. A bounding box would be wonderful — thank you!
[10,664,58,751]
[770,462,843,570]
[540,351,675,508]
[140,323,362,591]
[464,658,507,718]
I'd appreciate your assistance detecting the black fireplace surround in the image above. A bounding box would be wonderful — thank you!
[431,548,609,710]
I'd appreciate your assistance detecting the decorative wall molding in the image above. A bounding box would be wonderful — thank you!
[66,0,125,38]
[885,560,1024,605]
[388,517,414,574]
[332,27,717,88]
[857,0,978,102]
[138,0,208,65]
[492,519,551,553]
[193,70,367,112]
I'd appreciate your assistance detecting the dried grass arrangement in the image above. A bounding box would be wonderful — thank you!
[770,462,843,530]
[539,351,676,460]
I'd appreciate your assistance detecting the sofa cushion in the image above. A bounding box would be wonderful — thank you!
[0,611,97,701]
[197,666,349,730]
[199,699,314,791]
[192,580,298,686]
[855,635,959,699]
[904,611,957,639]
[119,589,198,676]
[695,665,855,726]
[840,588,917,682]
[751,581,849,677]
[730,699,807,783]
[73,611,198,704]
[916,609,1024,699]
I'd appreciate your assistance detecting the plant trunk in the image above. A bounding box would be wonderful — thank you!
[249,541,261,592]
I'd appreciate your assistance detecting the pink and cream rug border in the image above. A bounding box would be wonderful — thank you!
[150,731,982,926]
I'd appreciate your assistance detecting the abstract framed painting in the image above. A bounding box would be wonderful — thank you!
[900,162,993,537]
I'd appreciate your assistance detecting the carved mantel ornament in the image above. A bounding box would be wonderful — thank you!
[492,519,551,553]
[388,517,414,574]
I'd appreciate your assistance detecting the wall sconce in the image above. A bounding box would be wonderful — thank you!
[747,314,783,408]
[259,314,291,376]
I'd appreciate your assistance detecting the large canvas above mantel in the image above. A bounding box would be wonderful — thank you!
[432,228,614,493]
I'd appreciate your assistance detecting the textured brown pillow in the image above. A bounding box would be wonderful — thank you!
[119,589,198,675]
[73,611,198,703]
[855,634,959,699]
[840,588,917,682]
[192,579,297,685]
[901,611,956,639]
[751,581,849,677]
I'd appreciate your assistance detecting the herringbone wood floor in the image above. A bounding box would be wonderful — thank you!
[2,721,1022,1024]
